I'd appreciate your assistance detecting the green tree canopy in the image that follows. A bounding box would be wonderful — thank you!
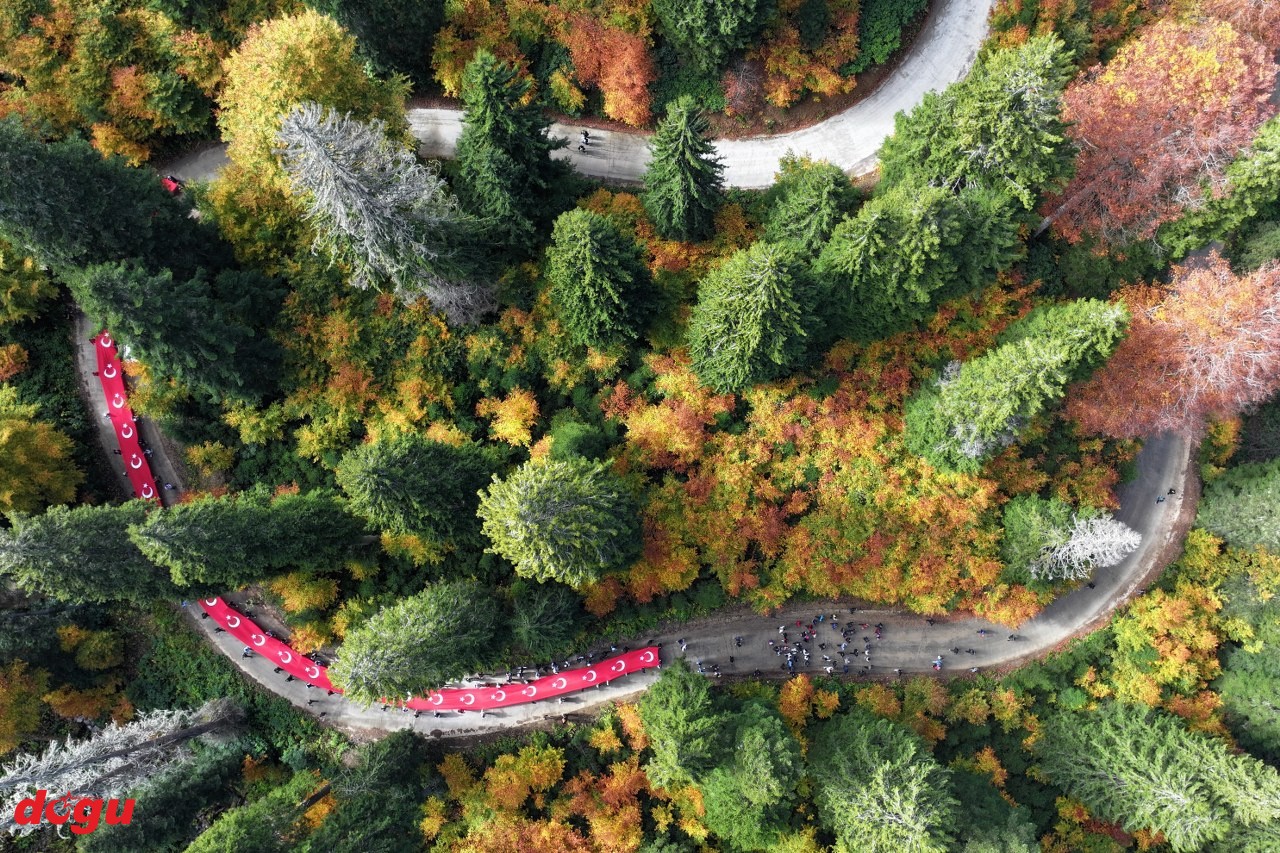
[325,579,503,702]
[701,700,802,851]
[814,183,1021,341]
[0,118,227,280]
[687,241,815,394]
[637,659,725,791]
[810,711,958,853]
[880,35,1075,210]
[335,435,496,551]
[477,458,640,588]
[300,0,443,84]
[546,208,654,348]
[65,261,281,403]
[650,0,774,74]
[1037,701,1280,851]
[0,502,178,605]
[183,769,318,853]
[455,50,571,255]
[1197,458,1280,552]
[644,97,725,242]
[764,154,861,256]
[904,298,1128,471]
[129,488,366,590]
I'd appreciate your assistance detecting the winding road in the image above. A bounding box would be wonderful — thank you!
[133,0,1196,738]
[167,0,996,188]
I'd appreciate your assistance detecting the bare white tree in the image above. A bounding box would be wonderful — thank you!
[1,699,242,836]
[276,102,495,325]
[1030,513,1141,582]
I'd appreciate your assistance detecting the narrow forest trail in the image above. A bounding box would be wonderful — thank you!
[163,0,996,188]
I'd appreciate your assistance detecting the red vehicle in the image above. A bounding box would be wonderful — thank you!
[160,174,184,194]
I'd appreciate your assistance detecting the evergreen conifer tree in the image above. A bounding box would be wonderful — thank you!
[546,208,653,348]
[643,97,725,242]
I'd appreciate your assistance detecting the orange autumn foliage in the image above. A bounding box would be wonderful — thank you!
[559,15,654,126]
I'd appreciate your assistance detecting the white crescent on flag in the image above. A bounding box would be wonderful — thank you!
[279,650,292,664]
[583,670,597,683]
[306,666,320,679]
[129,457,143,469]
[141,484,154,498]
[552,677,567,690]
[612,660,626,672]
[226,616,240,628]
[103,364,117,378]
[119,424,133,439]
[251,634,266,647]
[640,650,656,664]
[100,336,113,348]
[429,693,444,706]
[523,686,537,697]
[492,690,506,701]
[461,694,475,706]
[205,598,219,606]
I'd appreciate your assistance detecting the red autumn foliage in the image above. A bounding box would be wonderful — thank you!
[1043,18,1277,247]
[559,15,654,127]
[1068,254,1280,438]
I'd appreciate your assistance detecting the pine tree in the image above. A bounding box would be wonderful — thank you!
[637,659,725,790]
[129,488,366,590]
[701,701,802,850]
[183,769,317,853]
[905,299,1128,471]
[764,154,861,256]
[276,102,492,324]
[454,51,570,256]
[687,241,815,393]
[814,183,1021,341]
[65,261,279,403]
[1,700,243,836]
[546,208,654,348]
[478,458,640,588]
[334,435,496,549]
[879,35,1076,210]
[1197,458,1280,552]
[1037,702,1280,851]
[643,97,725,242]
[326,579,502,702]
[810,711,959,852]
[0,502,177,605]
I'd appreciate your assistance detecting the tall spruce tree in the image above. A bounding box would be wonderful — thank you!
[276,102,493,324]
[810,711,959,852]
[129,488,366,590]
[65,261,279,403]
[1037,702,1280,851]
[644,97,725,242]
[545,208,654,348]
[334,435,496,550]
[687,241,815,393]
[454,50,570,255]
[0,502,178,605]
[1197,458,1280,552]
[814,183,1021,341]
[650,0,773,74]
[0,117,225,279]
[637,659,725,790]
[477,458,640,588]
[879,35,1076,210]
[764,154,861,256]
[326,579,503,702]
[904,298,1128,471]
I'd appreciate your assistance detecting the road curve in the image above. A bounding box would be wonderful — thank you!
[180,432,1192,739]
[174,0,997,189]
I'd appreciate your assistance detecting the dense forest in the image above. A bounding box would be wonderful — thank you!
[1,0,1280,848]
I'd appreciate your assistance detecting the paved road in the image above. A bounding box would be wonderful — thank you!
[168,0,996,189]
[178,432,1191,739]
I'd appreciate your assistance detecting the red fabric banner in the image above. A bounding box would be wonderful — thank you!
[198,597,660,709]
[92,333,160,504]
